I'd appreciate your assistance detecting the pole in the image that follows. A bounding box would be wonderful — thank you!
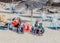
[31,9,33,26]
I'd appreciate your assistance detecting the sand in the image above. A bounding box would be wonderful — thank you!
[0,27,60,43]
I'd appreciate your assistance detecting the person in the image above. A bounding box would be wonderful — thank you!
[16,17,21,26]
[31,19,40,34]
[39,23,45,34]
[34,26,42,35]
[23,22,30,32]
[34,19,40,27]
[33,19,45,35]
[12,17,20,33]
[16,17,24,33]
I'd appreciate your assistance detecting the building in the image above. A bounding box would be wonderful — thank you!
[0,0,60,6]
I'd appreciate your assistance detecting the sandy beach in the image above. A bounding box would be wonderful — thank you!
[0,27,60,43]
